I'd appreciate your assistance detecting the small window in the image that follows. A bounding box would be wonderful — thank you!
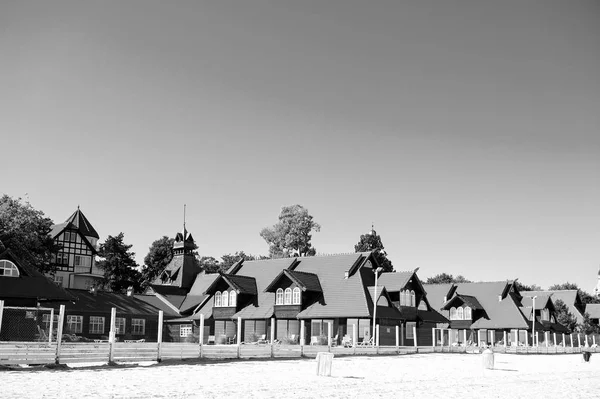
[406,322,416,339]
[399,290,405,306]
[180,325,192,337]
[215,292,222,307]
[0,260,20,277]
[53,275,63,286]
[42,313,59,332]
[457,307,464,320]
[464,306,472,320]
[276,288,284,305]
[222,291,229,307]
[410,290,415,307]
[67,315,83,333]
[284,288,292,305]
[292,287,301,305]
[450,307,457,320]
[229,291,237,307]
[89,316,105,334]
[132,319,145,335]
[115,318,126,335]
[57,252,69,265]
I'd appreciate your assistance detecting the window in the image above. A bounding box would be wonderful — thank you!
[229,291,237,307]
[67,315,83,333]
[450,307,457,320]
[457,307,464,320]
[42,313,59,332]
[284,288,292,305]
[89,316,105,334]
[180,325,192,337]
[410,290,416,307]
[406,322,416,339]
[215,292,222,307]
[0,260,20,277]
[541,309,550,321]
[115,318,126,335]
[399,290,405,306]
[221,291,229,307]
[464,307,472,320]
[276,288,284,305]
[132,319,145,335]
[54,275,63,286]
[292,287,301,305]
[75,255,91,268]
[57,252,69,265]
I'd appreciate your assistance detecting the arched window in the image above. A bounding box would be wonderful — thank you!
[284,288,292,305]
[410,290,416,307]
[222,291,229,307]
[400,290,405,306]
[292,287,301,305]
[229,291,237,307]
[464,306,472,320]
[457,307,464,320]
[276,288,284,305]
[0,260,19,277]
[450,307,457,320]
[215,292,222,307]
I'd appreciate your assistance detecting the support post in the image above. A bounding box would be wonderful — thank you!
[594,335,596,346]
[553,332,557,347]
[577,334,581,347]
[503,331,507,348]
[570,334,573,348]
[157,310,163,362]
[464,330,468,347]
[375,324,379,347]
[55,305,65,364]
[525,330,528,347]
[199,314,204,358]
[300,320,305,346]
[585,334,589,347]
[413,325,417,347]
[327,322,332,348]
[536,331,540,347]
[562,333,566,348]
[49,308,55,343]
[0,300,3,336]
[401,322,404,346]
[432,328,435,348]
[477,330,481,346]
[270,318,275,344]
[237,317,242,358]
[396,325,399,352]
[352,323,357,350]
[108,307,116,363]
[545,331,549,347]
[441,329,445,346]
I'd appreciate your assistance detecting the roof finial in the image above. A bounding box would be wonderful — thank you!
[183,204,186,232]
[77,204,80,210]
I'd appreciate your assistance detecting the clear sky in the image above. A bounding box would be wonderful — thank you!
[1,1,599,291]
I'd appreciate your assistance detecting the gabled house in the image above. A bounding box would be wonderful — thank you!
[520,294,569,336]
[585,303,600,327]
[521,290,585,326]
[49,207,103,289]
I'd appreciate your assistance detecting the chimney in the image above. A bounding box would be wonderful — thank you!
[498,295,502,302]
[127,286,134,297]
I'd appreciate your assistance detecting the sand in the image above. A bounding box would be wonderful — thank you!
[2,352,597,398]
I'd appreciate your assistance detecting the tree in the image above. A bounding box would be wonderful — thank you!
[198,256,221,274]
[548,282,600,305]
[354,229,393,272]
[548,282,579,291]
[515,281,543,292]
[553,299,577,333]
[578,312,600,335]
[220,251,268,271]
[260,205,321,258]
[96,233,142,293]
[140,236,174,290]
[0,195,59,273]
[426,273,472,284]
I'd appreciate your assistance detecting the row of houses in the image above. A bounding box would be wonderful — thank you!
[1,207,598,346]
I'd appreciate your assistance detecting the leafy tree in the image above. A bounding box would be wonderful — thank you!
[260,205,321,258]
[354,229,393,272]
[0,195,59,273]
[548,282,579,291]
[426,273,472,284]
[220,251,268,272]
[198,256,221,274]
[554,299,577,333]
[515,282,543,292]
[578,312,600,335]
[97,233,142,293]
[548,282,600,305]
[140,236,174,290]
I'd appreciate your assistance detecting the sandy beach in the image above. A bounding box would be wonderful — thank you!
[2,352,598,399]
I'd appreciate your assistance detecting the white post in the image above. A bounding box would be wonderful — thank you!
[300,320,305,346]
[553,332,557,347]
[352,323,357,348]
[594,335,596,346]
[270,318,275,344]
[562,333,566,348]
[477,330,481,346]
[109,307,116,363]
[396,325,399,349]
[544,331,548,347]
[157,310,163,362]
[199,314,205,346]
[441,329,445,346]
[503,331,507,348]
[327,322,332,348]
[55,305,65,364]
[525,330,528,347]
[432,328,435,347]
[49,308,55,343]
[577,334,581,347]
[413,325,417,347]
[0,300,4,336]
[570,334,574,348]
[536,331,540,347]
[375,325,379,347]
[237,317,242,345]
[585,334,589,347]
[401,322,404,346]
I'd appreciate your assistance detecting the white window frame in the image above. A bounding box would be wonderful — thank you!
[67,315,83,334]
[457,307,464,320]
[464,306,472,320]
[132,318,145,335]
[89,316,105,334]
[0,260,20,277]
[229,291,237,307]
[276,288,284,305]
[180,325,192,337]
[450,307,457,320]
[410,290,415,307]
[292,287,301,305]
[406,322,416,339]
[221,291,229,307]
[42,313,59,332]
[284,288,292,305]
[115,317,126,335]
[215,292,222,307]
[53,275,63,286]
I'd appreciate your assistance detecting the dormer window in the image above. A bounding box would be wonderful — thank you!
[229,291,237,307]
[457,307,464,319]
[284,288,292,305]
[410,290,415,307]
[464,306,472,319]
[222,291,229,307]
[0,260,19,277]
[450,307,457,319]
[276,288,284,305]
[292,287,301,305]
[215,292,222,307]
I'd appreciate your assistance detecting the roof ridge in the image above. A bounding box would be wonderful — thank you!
[287,269,318,276]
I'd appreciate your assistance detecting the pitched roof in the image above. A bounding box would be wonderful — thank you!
[586,304,600,319]
[151,252,202,290]
[521,290,585,324]
[442,294,483,310]
[221,274,258,295]
[520,294,553,310]
[134,294,180,318]
[264,269,323,293]
[178,272,219,314]
[378,271,414,292]
[64,208,99,239]
[424,281,530,330]
[0,249,74,303]
[48,289,164,316]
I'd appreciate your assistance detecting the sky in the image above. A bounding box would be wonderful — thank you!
[1,1,599,291]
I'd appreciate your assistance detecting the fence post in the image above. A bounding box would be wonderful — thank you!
[396,325,399,353]
[55,305,65,364]
[0,300,4,336]
[503,331,507,348]
[157,310,163,362]
[562,333,566,348]
[353,323,357,355]
[108,307,116,363]
[199,314,204,359]
[413,325,417,347]
[237,317,242,358]
[327,322,332,350]
[48,308,55,343]
[432,328,435,347]
[270,318,275,358]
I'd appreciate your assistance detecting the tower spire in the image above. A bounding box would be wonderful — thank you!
[183,203,186,232]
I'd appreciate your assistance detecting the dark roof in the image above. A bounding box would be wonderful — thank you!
[586,304,600,319]
[264,269,323,293]
[45,289,164,316]
[442,294,483,310]
[178,272,219,314]
[424,281,530,330]
[134,295,180,318]
[378,271,414,292]
[0,249,74,303]
[521,290,585,324]
[151,252,202,290]
[418,309,449,323]
[64,208,99,239]
[520,294,553,310]
[223,274,258,295]
[48,221,98,254]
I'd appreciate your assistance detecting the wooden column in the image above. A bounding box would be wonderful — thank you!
[0,300,4,336]
[465,330,468,347]
[157,310,163,362]
[577,333,581,347]
[401,322,404,346]
[300,320,305,346]
[108,307,116,363]
[49,308,55,343]
[270,318,275,344]
[585,334,589,347]
[525,330,528,347]
[199,314,205,358]
[375,325,380,347]
[352,323,357,349]
[503,331,507,348]
[553,332,557,347]
[55,305,65,364]
[396,325,399,351]
[237,317,242,345]
[431,328,435,347]
[562,333,566,348]
[593,335,596,346]
[413,325,417,347]
[327,322,332,348]
[570,334,574,348]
